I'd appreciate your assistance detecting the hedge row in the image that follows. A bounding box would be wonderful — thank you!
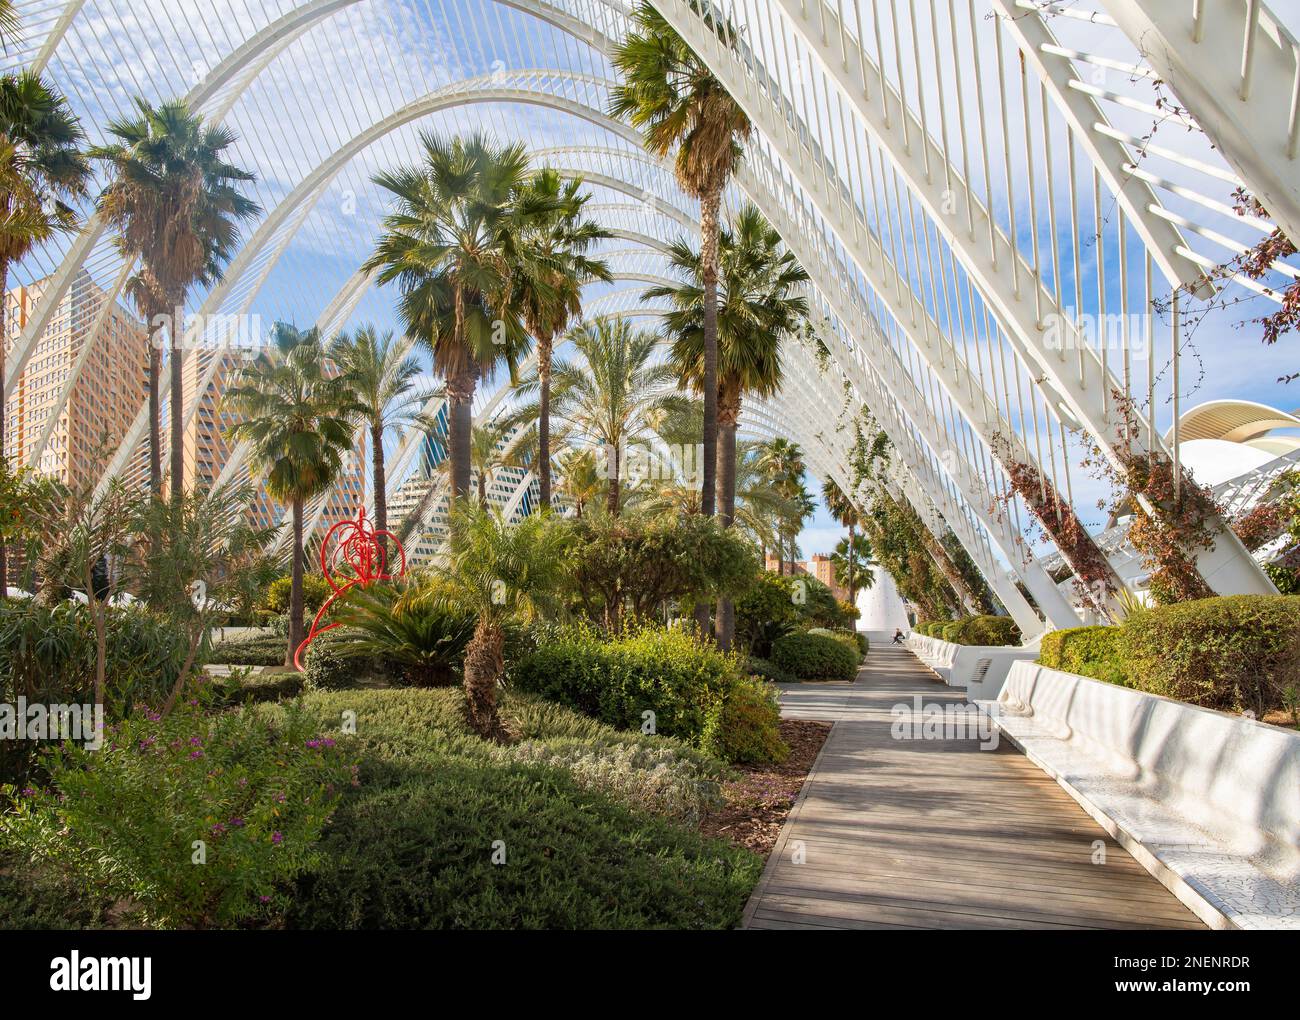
[510,625,788,765]
[1038,595,1300,715]
[771,631,859,682]
[914,615,1020,647]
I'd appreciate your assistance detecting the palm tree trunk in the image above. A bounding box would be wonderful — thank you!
[478,469,487,509]
[287,495,304,668]
[699,187,721,518]
[714,402,738,651]
[606,441,621,515]
[0,260,8,597]
[148,342,162,496]
[538,332,553,510]
[371,422,387,565]
[464,617,505,739]
[169,308,184,506]
[447,369,475,501]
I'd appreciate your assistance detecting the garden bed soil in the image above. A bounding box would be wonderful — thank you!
[700,719,831,856]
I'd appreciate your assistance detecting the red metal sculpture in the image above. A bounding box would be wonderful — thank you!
[293,507,406,671]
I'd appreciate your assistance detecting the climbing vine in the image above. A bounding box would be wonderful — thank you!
[991,435,1117,615]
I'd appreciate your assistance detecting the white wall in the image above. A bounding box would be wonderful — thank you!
[857,564,909,634]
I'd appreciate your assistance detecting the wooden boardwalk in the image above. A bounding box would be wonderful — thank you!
[743,640,1204,930]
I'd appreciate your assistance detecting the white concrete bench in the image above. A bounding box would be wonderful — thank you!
[904,634,1037,701]
[978,660,1300,930]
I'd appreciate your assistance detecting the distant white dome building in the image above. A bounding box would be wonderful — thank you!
[856,564,910,636]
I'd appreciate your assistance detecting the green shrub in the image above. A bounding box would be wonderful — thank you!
[1038,626,1127,686]
[1119,595,1300,714]
[810,627,865,661]
[263,574,332,616]
[0,703,354,928]
[277,687,760,930]
[505,738,725,823]
[734,572,801,657]
[301,636,360,693]
[745,655,797,684]
[771,631,859,681]
[937,615,1020,647]
[329,581,474,687]
[285,757,759,930]
[0,602,194,784]
[510,625,738,749]
[209,632,286,666]
[702,678,788,766]
[915,621,948,637]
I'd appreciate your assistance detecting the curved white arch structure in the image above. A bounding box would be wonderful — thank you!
[8,0,1297,622]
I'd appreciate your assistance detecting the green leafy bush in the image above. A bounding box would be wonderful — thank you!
[505,738,725,823]
[301,636,360,693]
[1119,595,1300,714]
[914,621,949,637]
[702,678,788,766]
[278,688,760,929]
[209,632,286,666]
[745,655,797,684]
[0,602,194,784]
[263,574,333,616]
[938,615,1020,647]
[328,581,475,687]
[510,624,739,748]
[809,627,865,661]
[0,703,354,928]
[771,631,859,681]
[1038,626,1127,686]
[735,572,801,657]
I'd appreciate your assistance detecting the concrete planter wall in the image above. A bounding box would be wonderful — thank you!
[980,660,1300,930]
[904,634,1037,701]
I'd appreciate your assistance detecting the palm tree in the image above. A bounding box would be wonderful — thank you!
[758,437,807,573]
[462,417,535,509]
[648,204,809,648]
[510,168,612,509]
[91,98,260,501]
[443,502,569,738]
[733,438,798,558]
[554,446,603,518]
[364,133,553,528]
[531,317,689,515]
[326,325,431,549]
[823,477,864,603]
[831,532,875,607]
[224,323,359,666]
[611,1,752,518]
[0,69,91,593]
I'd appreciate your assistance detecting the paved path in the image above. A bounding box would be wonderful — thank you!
[743,639,1204,930]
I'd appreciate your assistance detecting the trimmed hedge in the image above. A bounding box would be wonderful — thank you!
[1119,595,1300,715]
[746,655,798,684]
[771,631,859,682]
[914,621,949,637]
[510,625,783,764]
[938,615,1020,647]
[209,632,286,666]
[1038,626,1127,687]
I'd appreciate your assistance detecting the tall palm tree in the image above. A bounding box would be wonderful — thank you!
[831,532,875,607]
[91,98,260,501]
[759,437,808,573]
[734,438,798,560]
[326,325,431,549]
[364,132,553,531]
[510,168,612,509]
[0,70,91,593]
[649,204,808,648]
[533,317,689,516]
[823,477,863,603]
[611,0,752,518]
[224,323,359,666]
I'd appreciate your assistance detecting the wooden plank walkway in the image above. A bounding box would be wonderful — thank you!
[743,639,1205,930]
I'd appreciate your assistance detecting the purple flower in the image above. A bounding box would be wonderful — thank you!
[229,817,245,828]
[20,787,35,797]
[211,822,227,835]
[189,749,204,760]
[271,831,283,845]
[189,736,203,747]
[259,895,271,903]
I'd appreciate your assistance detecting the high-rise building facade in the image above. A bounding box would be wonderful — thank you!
[3,272,150,490]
